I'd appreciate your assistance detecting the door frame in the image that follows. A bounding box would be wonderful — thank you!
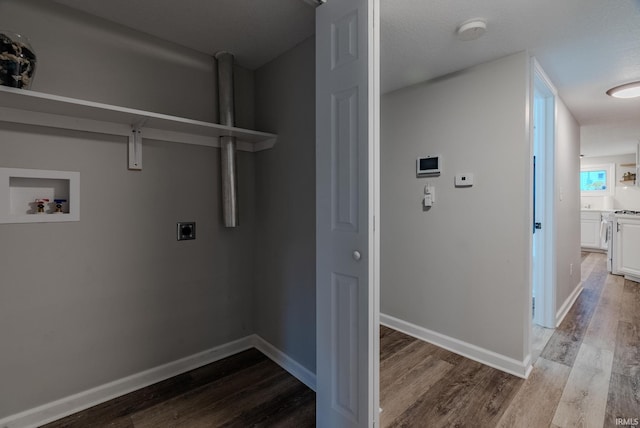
[530,58,557,330]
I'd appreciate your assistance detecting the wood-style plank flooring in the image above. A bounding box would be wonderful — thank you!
[43,253,638,427]
[41,348,315,428]
[380,252,640,427]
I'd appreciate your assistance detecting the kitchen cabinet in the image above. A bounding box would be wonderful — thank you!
[618,144,640,186]
[581,211,604,249]
[615,215,640,280]
[619,161,637,185]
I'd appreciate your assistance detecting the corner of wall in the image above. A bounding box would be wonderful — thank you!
[381,314,531,379]
[251,36,316,375]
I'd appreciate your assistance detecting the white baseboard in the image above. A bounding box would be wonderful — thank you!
[624,274,640,283]
[380,313,530,379]
[556,282,583,327]
[251,335,316,392]
[0,335,316,428]
[580,247,606,254]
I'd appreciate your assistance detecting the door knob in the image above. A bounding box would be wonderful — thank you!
[353,250,361,261]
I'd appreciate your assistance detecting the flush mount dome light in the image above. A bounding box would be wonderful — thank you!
[456,19,487,41]
[606,81,640,99]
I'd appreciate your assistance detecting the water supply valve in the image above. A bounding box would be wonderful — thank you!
[53,199,67,214]
[35,198,49,214]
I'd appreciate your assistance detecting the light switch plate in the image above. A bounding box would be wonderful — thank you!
[177,222,196,240]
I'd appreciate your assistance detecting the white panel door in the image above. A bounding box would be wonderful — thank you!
[316,0,379,427]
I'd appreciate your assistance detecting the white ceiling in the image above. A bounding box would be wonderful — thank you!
[52,0,640,157]
[381,0,640,157]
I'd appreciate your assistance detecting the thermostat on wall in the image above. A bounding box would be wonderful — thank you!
[416,155,442,177]
[455,173,474,187]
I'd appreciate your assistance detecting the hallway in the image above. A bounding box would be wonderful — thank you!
[380,252,639,427]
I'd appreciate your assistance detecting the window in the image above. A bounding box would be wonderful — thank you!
[580,163,614,195]
[581,170,607,191]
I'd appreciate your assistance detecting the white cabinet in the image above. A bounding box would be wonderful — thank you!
[615,216,640,279]
[581,211,603,249]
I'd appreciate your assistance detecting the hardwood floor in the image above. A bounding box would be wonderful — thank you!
[43,253,638,427]
[40,349,315,428]
[380,253,640,427]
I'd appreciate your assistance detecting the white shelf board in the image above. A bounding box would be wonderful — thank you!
[0,86,276,152]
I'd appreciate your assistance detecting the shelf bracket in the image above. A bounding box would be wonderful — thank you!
[128,124,144,170]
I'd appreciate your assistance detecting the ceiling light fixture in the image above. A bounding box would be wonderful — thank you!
[456,19,487,41]
[606,81,640,99]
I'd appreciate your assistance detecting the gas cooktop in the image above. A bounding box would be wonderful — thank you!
[615,210,640,215]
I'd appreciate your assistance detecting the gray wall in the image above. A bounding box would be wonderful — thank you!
[555,99,582,313]
[380,52,531,361]
[0,0,255,127]
[253,37,316,373]
[0,0,257,418]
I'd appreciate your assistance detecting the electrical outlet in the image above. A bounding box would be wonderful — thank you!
[177,222,196,241]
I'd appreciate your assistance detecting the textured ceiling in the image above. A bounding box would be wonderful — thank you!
[381,0,640,157]
[52,0,640,156]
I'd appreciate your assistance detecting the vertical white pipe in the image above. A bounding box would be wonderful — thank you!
[217,52,235,126]
[216,51,239,227]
